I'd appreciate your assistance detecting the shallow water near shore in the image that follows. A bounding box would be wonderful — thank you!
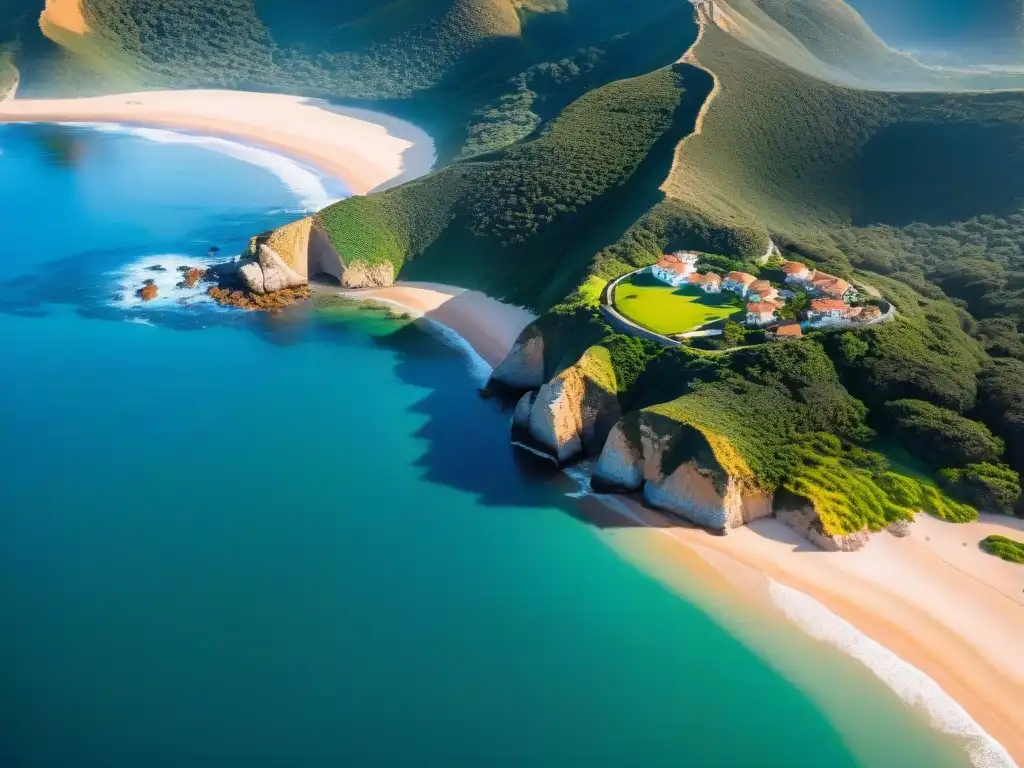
[0,123,988,766]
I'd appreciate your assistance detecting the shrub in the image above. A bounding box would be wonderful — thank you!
[883,399,1005,469]
[980,535,1024,564]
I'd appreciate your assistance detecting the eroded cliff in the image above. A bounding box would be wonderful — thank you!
[511,346,622,463]
[245,217,394,288]
[594,410,772,533]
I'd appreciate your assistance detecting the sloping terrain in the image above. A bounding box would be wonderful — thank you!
[4,0,1024,522]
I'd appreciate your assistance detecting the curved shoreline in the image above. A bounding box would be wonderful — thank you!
[344,281,1024,765]
[0,89,436,195]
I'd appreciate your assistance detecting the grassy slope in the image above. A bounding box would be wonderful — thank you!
[317,63,698,310]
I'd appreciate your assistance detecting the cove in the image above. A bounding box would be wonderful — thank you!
[0,123,974,767]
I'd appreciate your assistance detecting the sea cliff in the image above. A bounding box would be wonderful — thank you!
[594,411,772,532]
[246,216,394,289]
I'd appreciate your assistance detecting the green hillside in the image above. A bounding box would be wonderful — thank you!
[4,0,1023,520]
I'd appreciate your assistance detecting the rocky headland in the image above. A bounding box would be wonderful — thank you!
[207,243,312,311]
[492,324,869,550]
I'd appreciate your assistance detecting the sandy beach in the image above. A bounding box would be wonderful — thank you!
[352,280,1024,762]
[588,493,1024,765]
[341,282,536,368]
[0,89,435,195]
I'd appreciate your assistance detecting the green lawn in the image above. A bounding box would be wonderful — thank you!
[614,271,743,335]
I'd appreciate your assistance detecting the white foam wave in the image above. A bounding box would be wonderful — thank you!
[111,253,220,310]
[58,122,341,212]
[562,461,595,498]
[768,579,1017,768]
[344,294,493,385]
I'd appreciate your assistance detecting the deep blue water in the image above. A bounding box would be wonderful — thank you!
[0,123,980,767]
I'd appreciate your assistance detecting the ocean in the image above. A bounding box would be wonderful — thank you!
[0,122,997,767]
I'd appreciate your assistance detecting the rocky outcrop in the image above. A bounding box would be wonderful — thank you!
[179,267,207,289]
[519,349,621,463]
[239,262,264,294]
[513,391,535,430]
[492,328,546,389]
[207,285,311,311]
[775,505,870,552]
[339,260,394,288]
[246,216,391,288]
[886,519,913,538]
[239,244,308,294]
[594,412,772,533]
[137,282,158,302]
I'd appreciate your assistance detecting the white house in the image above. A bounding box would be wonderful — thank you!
[748,279,779,303]
[651,252,699,287]
[746,301,779,327]
[687,272,723,294]
[807,271,858,301]
[781,261,811,283]
[805,298,862,325]
[723,271,757,297]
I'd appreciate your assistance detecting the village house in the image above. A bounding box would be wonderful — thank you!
[781,261,811,283]
[805,298,863,325]
[748,279,779,303]
[746,301,779,327]
[723,271,757,297]
[767,321,803,340]
[651,251,699,287]
[807,270,857,300]
[687,272,723,294]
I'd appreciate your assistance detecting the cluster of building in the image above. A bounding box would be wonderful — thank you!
[650,252,880,341]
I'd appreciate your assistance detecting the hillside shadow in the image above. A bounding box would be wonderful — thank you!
[853,119,1024,226]
[401,62,716,311]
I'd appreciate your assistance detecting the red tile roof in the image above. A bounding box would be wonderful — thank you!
[772,322,803,337]
[746,302,779,314]
[749,279,773,292]
[726,271,757,286]
[781,261,808,275]
[810,299,848,312]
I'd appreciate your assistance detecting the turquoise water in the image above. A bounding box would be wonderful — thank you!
[0,124,977,766]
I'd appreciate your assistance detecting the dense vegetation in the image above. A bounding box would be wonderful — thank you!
[317,63,707,309]
[6,0,1024,525]
[980,534,1024,564]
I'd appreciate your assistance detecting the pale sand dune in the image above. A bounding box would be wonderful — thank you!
[342,282,536,367]
[0,90,435,195]
[40,0,89,36]
[599,495,1024,764]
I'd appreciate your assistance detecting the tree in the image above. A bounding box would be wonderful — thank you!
[723,321,745,346]
[883,399,1005,469]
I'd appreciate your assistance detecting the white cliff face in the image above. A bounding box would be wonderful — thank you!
[513,391,536,430]
[529,374,584,463]
[260,244,308,292]
[340,261,394,288]
[239,245,308,294]
[492,332,546,389]
[593,415,772,533]
[239,262,265,294]
[593,423,644,490]
[515,357,622,464]
[646,467,771,531]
